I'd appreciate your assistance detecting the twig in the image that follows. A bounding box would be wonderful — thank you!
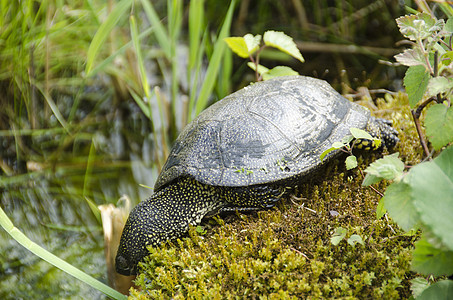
[411,97,436,159]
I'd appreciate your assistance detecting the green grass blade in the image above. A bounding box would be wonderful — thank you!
[85,0,133,76]
[192,0,236,118]
[0,206,127,300]
[130,15,150,98]
[188,0,204,70]
[140,0,171,57]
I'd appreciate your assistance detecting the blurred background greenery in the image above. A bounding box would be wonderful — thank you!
[0,0,449,298]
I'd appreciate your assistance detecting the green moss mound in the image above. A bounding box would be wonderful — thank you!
[130,93,422,299]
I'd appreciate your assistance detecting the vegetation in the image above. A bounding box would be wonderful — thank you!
[1,0,452,298]
[130,91,419,298]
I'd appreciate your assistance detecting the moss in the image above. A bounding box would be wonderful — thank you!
[130,93,422,299]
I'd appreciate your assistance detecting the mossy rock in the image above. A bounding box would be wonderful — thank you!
[130,92,422,299]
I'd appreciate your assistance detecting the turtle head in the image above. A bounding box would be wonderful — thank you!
[115,198,161,276]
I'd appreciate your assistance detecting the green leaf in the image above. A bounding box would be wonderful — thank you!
[417,280,453,300]
[363,153,405,181]
[396,13,442,41]
[427,77,453,97]
[350,127,374,140]
[394,48,425,67]
[376,198,386,219]
[410,277,430,299]
[224,34,261,58]
[262,66,299,80]
[411,236,453,276]
[247,62,269,75]
[445,18,453,33]
[407,146,453,249]
[263,30,304,63]
[383,181,419,231]
[362,173,382,186]
[345,155,357,170]
[347,234,364,247]
[331,227,347,246]
[425,104,453,150]
[320,147,337,162]
[404,65,430,108]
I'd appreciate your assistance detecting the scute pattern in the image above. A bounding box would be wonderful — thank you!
[155,76,370,190]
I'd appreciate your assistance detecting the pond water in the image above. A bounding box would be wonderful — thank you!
[0,97,159,298]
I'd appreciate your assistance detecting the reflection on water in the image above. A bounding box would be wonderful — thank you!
[0,100,160,298]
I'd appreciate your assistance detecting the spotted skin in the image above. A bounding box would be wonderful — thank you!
[115,177,281,275]
[115,76,400,275]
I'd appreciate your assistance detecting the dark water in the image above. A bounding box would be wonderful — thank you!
[0,98,160,298]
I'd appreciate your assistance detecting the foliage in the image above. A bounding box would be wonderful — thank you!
[359,12,453,298]
[225,31,303,81]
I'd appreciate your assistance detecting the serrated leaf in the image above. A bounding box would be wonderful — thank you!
[383,181,419,231]
[410,277,430,299]
[363,153,405,181]
[331,227,347,246]
[350,127,373,140]
[345,155,357,170]
[407,146,453,249]
[247,62,269,76]
[427,77,453,97]
[224,37,252,58]
[396,13,440,41]
[425,104,453,150]
[263,31,304,63]
[404,65,430,108]
[417,280,453,300]
[347,234,364,247]
[411,236,453,276]
[262,66,299,80]
[394,48,425,67]
[244,34,261,53]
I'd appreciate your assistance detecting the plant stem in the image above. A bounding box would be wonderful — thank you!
[411,96,435,158]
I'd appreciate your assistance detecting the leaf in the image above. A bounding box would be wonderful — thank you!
[347,234,364,247]
[350,127,374,140]
[410,277,430,299]
[331,227,347,246]
[403,65,430,108]
[445,18,453,33]
[243,34,261,54]
[247,62,269,75]
[394,48,425,67]
[262,66,299,80]
[425,104,453,150]
[224,34,261,58]
[383,181,419,231]
[407,146,453,249]
[411,236,453,276]
[427,77,453,97]
[362,173,382,186]
[376,198,386,219]
[320,141,345,162]
[417,280,453,300]
[396,13,441,41]
[345,155,357,170]
[263,30,304,63]
[363,153,405,181]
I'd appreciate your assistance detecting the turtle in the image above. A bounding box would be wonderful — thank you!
[115,75,399,275]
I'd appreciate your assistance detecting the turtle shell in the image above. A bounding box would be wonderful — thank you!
[154,75,370,191]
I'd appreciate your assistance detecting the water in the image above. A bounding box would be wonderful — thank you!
[0,98,160,299]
